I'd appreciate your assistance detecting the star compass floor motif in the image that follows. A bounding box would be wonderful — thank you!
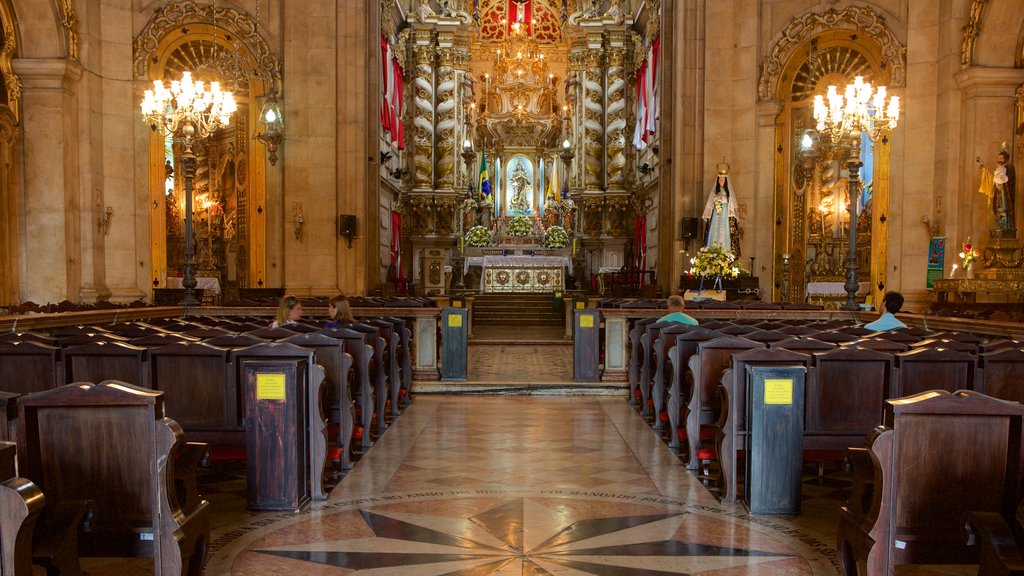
[232,496,824,575]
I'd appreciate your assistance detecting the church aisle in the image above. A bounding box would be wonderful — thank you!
[204,397,847,575]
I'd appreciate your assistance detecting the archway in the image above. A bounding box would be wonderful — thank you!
[763,8,904,307]
[135,1,281,295]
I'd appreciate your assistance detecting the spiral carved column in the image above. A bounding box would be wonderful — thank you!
[604,32,627,189]
[412,30,435,189]
[434,46,456,191]
[583,48,605,190]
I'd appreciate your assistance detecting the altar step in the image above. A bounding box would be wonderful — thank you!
[472,293,563,326]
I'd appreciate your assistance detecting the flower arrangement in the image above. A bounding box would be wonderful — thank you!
[958,238,979,268]
[542,225,569,249]
[465,225,492,247]
[689,245,744,279]
[507,214,533,237]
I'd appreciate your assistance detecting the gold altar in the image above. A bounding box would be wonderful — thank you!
[467,255,569,293]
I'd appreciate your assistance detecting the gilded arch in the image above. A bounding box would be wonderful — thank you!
[767,19,900,307]
[0,0,20,124]
[758,5,907,102]
[134,0,282,292]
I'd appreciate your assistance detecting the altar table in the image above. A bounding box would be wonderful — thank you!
[464,255,569,293]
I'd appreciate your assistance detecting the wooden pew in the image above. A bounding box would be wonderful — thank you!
[348,324,388,435]
[639,321,673,418]
[380,316,413,409]
[976,347,1024,403]
[0,442,43,576]
[894,346,977,397]
[321,327,375,453]
[804,347,896,452]
[627,318,658,408]
[683,336,764,470]
[16,382,209,576]
[837,390,1024,575]
[768,336,837,353]
[62,341,148,387]
[716,347,813,503]
[0,393,15,442]
[147,342,239,446]
[664,328,723,453]
[366,320,400,419]
[0,342,62,395]
[651,324,701,431]
[285,332,354,470]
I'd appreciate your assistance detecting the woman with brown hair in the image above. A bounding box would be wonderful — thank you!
[271,294,303,328]
[325,294,355,329]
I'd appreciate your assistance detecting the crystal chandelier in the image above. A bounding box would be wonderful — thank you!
[140,71,237,151]
[812,76,899,144]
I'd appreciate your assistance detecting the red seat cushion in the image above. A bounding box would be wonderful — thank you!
[209,445,247,461]
[696,448,717,460]
[328,447,344,462]
[353,426,365,440]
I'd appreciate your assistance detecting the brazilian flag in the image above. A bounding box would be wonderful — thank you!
[479,152,492,198]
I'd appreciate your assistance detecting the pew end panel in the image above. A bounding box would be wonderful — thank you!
[15,381,209,576]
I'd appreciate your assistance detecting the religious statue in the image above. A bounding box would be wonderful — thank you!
[508,160,533,214]
[979,147,1017,235]
[416,0,435,22]
[994,148,1016,233]
[702,159,741,256]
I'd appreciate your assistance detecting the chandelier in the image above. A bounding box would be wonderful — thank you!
[812,76,899,144]
[140,71,237,151]
[810,75,900,311]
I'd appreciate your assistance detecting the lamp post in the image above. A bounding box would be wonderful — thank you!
[141,71,236,306]
[813,76,899,311]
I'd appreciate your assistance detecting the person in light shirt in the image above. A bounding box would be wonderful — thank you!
[658,295,698,325]
[865,291,908,331]
[271,295,304,328]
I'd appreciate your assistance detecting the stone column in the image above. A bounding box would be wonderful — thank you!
[411,27,435,190]
[434,37,456,192]
[602,313,629,382]
[12,58,82,304]
[757,100,784,300]
[582,45,605,190]
[604,28,627,190]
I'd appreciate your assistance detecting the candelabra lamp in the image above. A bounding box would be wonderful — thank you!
[813,76,899,311]
[141,71,237,306]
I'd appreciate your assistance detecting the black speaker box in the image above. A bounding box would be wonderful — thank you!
[681,217,700,239]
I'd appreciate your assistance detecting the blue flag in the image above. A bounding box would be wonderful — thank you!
[479,152,492,198]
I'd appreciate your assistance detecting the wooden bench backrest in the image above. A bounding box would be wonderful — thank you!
[0,393,15,443]
[62,341,148,387]
[148,342,236,431]
[807,347,894,440]
[0,440,44,576]
[895,346,977,397]
[977,348,1024,403]
[845,391,1024,570]
[0,341,62,395]
[769,336,837,353]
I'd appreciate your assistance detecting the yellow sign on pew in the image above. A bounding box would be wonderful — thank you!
[579,315,594,328]
[764,378,793,405]
[256,373,286,401]
[448,313,463,328]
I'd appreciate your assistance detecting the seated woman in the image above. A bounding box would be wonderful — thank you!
[271,294,304,328]
[325,294,356,329]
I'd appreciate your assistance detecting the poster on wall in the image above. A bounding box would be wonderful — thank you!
[927,237,945,289]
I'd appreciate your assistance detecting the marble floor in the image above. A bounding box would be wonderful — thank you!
[67,396,979,575]
[203,397,846,576]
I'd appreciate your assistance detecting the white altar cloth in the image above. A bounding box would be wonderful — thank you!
[464,255,571,275]
[167,276,222,295]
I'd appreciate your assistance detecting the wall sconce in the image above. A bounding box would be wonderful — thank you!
[98,206,113,236]
[292,201,304,242]
[255,94,285,166]
[338,214,357,248]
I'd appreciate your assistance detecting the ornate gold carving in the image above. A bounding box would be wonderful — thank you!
[961,0,987,69]
[583,54,604,190]
[134,0,282,92]
[758,6,906,101]
[605,42,626,189]
[435,48,457,190]
[412,41,435,188]
[59,0,79,62]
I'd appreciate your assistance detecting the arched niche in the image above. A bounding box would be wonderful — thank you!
[135,0,281,292]
[769,26,898,308]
